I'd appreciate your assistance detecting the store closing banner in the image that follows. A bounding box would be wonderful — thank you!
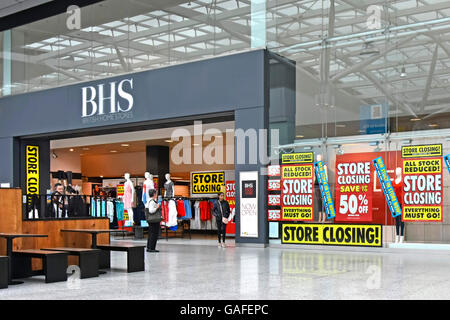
[402,145,443,222]
[280,155,314,221]
[281,223,382,247]
[335,154,373,222]
[26,145,40,204]
[373,156,401,218]
[191,171,225,195]
[314,160,336,219]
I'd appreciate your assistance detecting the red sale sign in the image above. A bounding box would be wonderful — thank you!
[268,194,281,206]
[225,181,236,234]
[335,155,373,222]
[268,179,281,191]
[268,209,281,221]
[268,165,281,177]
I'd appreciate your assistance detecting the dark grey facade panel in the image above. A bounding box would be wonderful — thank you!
[0,50,265,138]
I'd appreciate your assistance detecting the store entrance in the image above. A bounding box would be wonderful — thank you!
[39,120,236,244]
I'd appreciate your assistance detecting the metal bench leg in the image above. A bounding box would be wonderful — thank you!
[79,252,99,279]
[0,258,8,289]
[127,247,144,273]
[11,256,32,280]
[99,250,111,269]
[44,255,68,283]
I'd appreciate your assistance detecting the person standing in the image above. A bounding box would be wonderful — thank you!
[212,192,231,248]
[146,189,161,253]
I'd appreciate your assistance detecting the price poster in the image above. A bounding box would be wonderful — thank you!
[280,153,315,222]
[335,155,373,222]
[402,145,443,222]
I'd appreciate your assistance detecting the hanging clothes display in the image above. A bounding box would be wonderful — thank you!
[199,200,213,221]
[90,198,106,217]
[182,200,192,220]
[192,201,202,229]
[116,201,125,221]
[176,199,186,218]
[135,187,145,225]
[106,199,115,223]
[167,199,178,229]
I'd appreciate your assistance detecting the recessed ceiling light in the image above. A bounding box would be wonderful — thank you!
[429,123,439,128]
[121,144,130,147]
[410,118,421,122]
[69,148,74,152]
[100,176,104,178]
[165,140,173,143]
[110,150,118,153]
[296,135,304,138]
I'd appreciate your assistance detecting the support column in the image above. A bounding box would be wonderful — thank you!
[251,0,266,48]
[0,137,19,187]
[2,30,11,96]
[146,146,169,191]
[234,105,269,246]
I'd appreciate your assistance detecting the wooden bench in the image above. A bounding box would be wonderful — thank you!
[12,250,68,283]
[0,256,8,289]
[41,248,100,279]
[97,243,145,273]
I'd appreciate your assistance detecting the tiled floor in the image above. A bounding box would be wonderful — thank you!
[2,239,450,300]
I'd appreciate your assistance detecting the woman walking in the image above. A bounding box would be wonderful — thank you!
[212,192,231,248]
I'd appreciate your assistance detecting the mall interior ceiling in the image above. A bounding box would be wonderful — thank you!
[2,1,450,138]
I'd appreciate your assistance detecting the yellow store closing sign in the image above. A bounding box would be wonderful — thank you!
[282,152,313,164]
[191,171,225,194]
[26,145,40,196]
[282,223,382,247]
[401,144,442,158]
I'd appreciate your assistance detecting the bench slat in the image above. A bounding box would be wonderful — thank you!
[13,250,67,255]
[42,247,100,254]
[98,244,146,249]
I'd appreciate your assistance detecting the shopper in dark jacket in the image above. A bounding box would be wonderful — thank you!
[146,189,161,253]
[212,192,231,248]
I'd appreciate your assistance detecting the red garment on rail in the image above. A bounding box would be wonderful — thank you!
[176,200,186,217]
[161,201,169,222]
[200,200,213,221]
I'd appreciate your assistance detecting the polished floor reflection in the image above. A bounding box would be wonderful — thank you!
[1,241,449,300]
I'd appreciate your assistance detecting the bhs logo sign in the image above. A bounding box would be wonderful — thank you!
[82,78,134,120]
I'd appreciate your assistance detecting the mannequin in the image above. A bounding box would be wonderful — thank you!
[393,167,405,243]
[315,154,328,223]
[123,173,135,225]
[142,172,155,206]
[164,173,174,198]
